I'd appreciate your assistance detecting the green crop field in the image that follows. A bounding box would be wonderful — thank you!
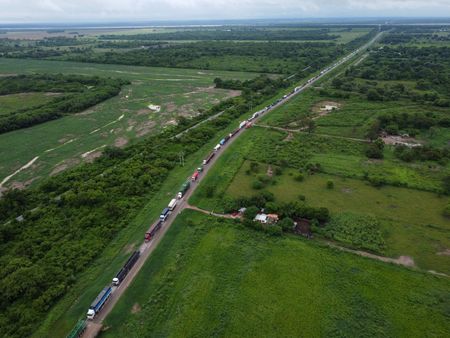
[100,210,450,338]
[0,58,255,190]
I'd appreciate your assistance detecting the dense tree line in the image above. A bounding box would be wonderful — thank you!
[394,145,449,163]
[36,37,90,47]
[0,74,128,133]
[99,27,340,41]
[214,74,290,92]
[0,75,289,337]
[59,41,344,74]
[329,46,450,107]
[377,112,450,134]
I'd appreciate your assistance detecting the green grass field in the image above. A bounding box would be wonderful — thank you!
[0,58,255,189]
[100,210,450,337]
[188,123,449,273]
[0,92,61,115]
[227,162,450,273]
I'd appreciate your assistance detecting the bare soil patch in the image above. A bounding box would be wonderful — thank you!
[136,120,156,137]
[341,188,353,193]
[50,158,80,176]
[396,255,415,267]
[267,165,273,178]
[164,119,178,127]
[114,137,128,148]
[382,135,422,147]
[437,249,450,256]
[283,132,294,142]
[131,303,142,314]
[9,177,39,190]
[312,100,342,116]
[165,102,177,113]
[84,151,103,163]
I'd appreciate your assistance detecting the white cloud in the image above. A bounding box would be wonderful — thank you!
[0,0,449,22]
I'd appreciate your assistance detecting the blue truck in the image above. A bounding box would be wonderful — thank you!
[87,286,112,320]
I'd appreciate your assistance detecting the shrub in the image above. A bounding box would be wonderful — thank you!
[294,173,304,182]
[250,161,260,173]
[243,206,260,221]
[443,204,450,218]
[298,194,306,201]
[278,217,294,232]
[205,185,215,197]
[367,175,387,187]
[274,166,283,176]
[326,180,334,189]
[443,175,450,195]
[251,180,264,190]
[321,212,385,252]
[266,225,283,236]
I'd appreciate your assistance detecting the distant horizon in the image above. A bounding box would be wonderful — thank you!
[1,0,450,25]
[1,17,450,30]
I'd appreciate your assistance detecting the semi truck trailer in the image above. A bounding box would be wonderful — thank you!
[145,220,163,242]
[87,286,112,320]
[112,250,140,286]
[168,198,177,211]
[66,319,86,338]
[203,151,215,165]
[177,180,191,199]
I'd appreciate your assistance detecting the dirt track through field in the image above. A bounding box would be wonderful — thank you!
[0,156,39,190]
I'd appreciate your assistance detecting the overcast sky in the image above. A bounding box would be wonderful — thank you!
[0,0,449,23]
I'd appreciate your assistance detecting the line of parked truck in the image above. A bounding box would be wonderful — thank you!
[66,45,365,338]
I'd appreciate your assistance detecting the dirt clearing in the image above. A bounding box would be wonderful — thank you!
[312,101,342,116]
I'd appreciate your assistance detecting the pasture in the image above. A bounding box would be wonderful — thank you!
[100,210,450,337]
[227,163,450,274]
[0,58,254,190]
[189,124,449,273]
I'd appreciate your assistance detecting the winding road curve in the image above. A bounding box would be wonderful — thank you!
[81,32,383,338]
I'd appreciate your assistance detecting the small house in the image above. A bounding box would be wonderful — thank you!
[254,213,268,224]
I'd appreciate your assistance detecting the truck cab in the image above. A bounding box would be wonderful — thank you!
[87,309,95,320]
[160,208,170,221]
[191,171,199,181]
